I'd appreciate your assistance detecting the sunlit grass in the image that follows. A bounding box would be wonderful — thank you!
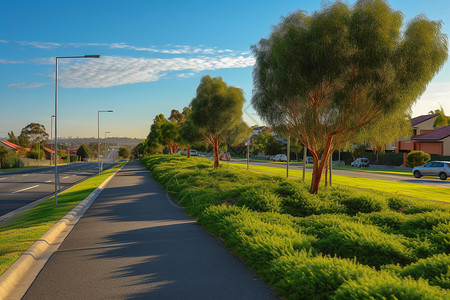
[0,162,125,276]
[229,163,450,203]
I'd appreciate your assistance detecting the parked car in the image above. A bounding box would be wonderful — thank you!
[272,154,287,162]
[219,151,231,161]
[351,158,369,168]
[190,149,199,156]
[413,161,450,180]
[306,156,314,164]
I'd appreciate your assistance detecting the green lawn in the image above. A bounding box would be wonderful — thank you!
[0,162,125,276]
[229,162,450,204]
[232,157,412,176]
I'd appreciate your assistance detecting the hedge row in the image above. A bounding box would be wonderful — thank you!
[141,155,450,299]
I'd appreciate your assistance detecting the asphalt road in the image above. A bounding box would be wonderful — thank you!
[225,159,450,188]
[0,161,117,217]
[23,161,277,299]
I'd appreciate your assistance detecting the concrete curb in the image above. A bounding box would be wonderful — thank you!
[0,163,126,300]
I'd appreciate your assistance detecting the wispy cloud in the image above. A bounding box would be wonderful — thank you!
[57,55,255,88]
[0,40,8,44]
[0,59,24,64]
[17,41,61,49]
[7,82,46,89]
[16,40,244,56]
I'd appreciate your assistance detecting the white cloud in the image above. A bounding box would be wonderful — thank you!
[0,40,8,43]
[412,82,450,117]
[16,40,247,56]
[177,72,196,78]
[0,59,24,64]
[17,41,61,49]
[57,55,255,88]
[7,82,46,89]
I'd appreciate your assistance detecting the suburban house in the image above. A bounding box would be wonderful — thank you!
[0,140,30,154]
[395,114,450,156]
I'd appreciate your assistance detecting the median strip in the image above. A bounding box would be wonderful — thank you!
[11,185,39,194]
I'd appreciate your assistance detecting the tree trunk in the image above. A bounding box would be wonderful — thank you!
[213,136,219,168]
[187,145,191,158]
[324,160,329,187]
[310,160,323,194]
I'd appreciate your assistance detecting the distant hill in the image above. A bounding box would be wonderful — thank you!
[57,137,144,149]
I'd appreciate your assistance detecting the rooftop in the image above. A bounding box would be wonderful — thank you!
[411,114,438,126]
[412,125,450,141]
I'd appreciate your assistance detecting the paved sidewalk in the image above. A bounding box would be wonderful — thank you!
[23,161,277,299]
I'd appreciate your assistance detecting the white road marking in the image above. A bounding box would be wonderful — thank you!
[62,176,70,179]
[22,174,29,176]
[12,185,40,194]
[45,180,52,183]
[0,177,6,180]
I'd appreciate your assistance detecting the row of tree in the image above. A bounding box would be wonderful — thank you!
[135,76,252,168]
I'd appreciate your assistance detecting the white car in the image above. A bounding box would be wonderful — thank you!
[272,154,287,162]
[190,149,198,156]
[413,161,450,180]
[351,158,369,168]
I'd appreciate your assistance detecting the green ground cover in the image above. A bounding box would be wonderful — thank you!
[0,162,125,276]
[232,157,412,176]
[141,155,450,299]
[229,163,450,204]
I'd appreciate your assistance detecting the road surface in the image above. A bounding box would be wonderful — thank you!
[0,161,117,217]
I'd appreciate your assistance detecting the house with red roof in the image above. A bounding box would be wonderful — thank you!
[395,114,450,156]
[0,140,31,154]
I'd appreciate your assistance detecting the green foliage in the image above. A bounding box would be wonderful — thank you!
[1,153,24,169]
[69,154,78,162]
[407,151,431,168]
[141,155,450,298]
[26,149,44,160]
[236,187,282,212]
[334,273,447,299]
[400,253,450,289]
[190,75,250,167]
[76,144,90,160]
[118,146,130,158]
[20,122,48,147]
[251,0,448,193]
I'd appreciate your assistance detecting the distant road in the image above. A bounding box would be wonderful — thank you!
[0,162,117,217]
[224,159,450,188]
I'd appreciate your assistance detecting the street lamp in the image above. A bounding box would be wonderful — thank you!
[104,131,111,164]
[98,110,113,174]
[50,115,55,165]
[54,55,100,205]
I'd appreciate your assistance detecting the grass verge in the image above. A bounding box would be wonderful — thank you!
[142,155,450,299]
[229,163,450,203]
[0,162,125,276]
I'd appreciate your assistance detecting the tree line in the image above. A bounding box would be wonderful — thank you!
[136,0,448,194]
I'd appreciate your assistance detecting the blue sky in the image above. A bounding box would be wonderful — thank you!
[1,0,450,139]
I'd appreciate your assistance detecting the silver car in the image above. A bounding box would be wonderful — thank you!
[413,161,450,180]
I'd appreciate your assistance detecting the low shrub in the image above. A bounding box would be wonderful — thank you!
[69,154,78,162]
[400,253,450,289]
[297,214,416,268]
[334,273,448,300]
[270,252,375,299]
[406,151,431,168]
[140,155,450,299]
[236,187,282,212]
[1,153,24,169]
